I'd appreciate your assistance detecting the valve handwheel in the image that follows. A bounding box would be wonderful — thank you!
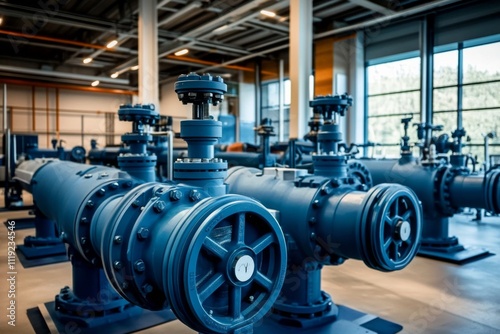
[166,194,287,333]
[361,184,422,272]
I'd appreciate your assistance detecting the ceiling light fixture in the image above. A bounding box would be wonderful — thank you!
[0,17,3,26]
[106,39,118,48]
[83,57,93,64]
[174,49,189,56]
[260,10,276,18]
[213,25,229,34]
[110,72,119,78]
[130,65,139,70]
[91,80,100,87]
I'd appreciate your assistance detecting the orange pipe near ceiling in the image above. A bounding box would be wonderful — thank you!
[0,29,108,50]
[167,55,276,75]
[0,78,137,95]
[32,86,36,131]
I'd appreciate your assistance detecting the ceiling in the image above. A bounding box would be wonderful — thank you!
[0,0,464,91]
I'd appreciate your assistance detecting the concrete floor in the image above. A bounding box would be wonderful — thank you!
[0,194,499,334]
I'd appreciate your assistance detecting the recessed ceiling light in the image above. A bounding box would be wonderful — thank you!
[110,72,119,78]
[130,65,139,70]
[91,80,100,87]
[260,10,276,18]
[174,49,189,56]
[83,57,93,64]
[106,39,118,48]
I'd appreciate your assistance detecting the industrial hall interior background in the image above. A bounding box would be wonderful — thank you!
[0,0,499,333]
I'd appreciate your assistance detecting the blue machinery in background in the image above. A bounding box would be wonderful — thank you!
[356,115,500,264]
[16,76,423,333]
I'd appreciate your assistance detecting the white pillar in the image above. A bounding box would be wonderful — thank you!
[138,1,159,107]
[289,0,312,139]
[347,32,365,146]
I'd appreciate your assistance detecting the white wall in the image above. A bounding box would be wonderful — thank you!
[0,84,132,153]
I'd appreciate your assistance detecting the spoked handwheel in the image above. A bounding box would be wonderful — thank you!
[166,194,287,334]
[361,184,422,272]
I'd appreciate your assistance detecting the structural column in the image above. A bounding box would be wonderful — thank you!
[138,1,159,106]
[420,15,434,136]
[348,32,365,146]
[289,0,312,139]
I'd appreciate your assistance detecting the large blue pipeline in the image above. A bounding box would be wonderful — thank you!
[27,159,286,333]
[226,167,421,272]
[19,79,424,333]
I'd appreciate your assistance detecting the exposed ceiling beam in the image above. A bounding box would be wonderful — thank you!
[0,5,122,32]
[181,0,270,39]
[194,40,250,55]
[165,55,276,75]
[157,1,203,27]
[315,3,358,18]
[313,0,343,12]
[348,0,395,15]
[157,0,175,9]
[247,19,289,34]
[200,43,289,73]
[315,0,462,39]
[247,36,289,52]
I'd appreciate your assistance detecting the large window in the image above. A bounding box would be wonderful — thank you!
[261,76,313,142]
[433,41,500,166]
[366,56,421,157]
[261,80,290,141]
[366,40,500,165]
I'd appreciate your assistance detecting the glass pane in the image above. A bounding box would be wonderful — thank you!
[433,87,457,112]
[463,42,500,84]
[368,91,420,116]
[486,144,500,169]
[267,82,279,107]
[261,108,279,124]
[462,109,500,144]
[284,79,291,105]
[262,83,269,107]
[432,112,456,134]
[367,57,421,95]
[434,50,458,87]
[463,82,500,110]
[368,114,421,148]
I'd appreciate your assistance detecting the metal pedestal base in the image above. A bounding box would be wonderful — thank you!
[418,238,493,264]
[34,301,176,334]
[255,304,402,334]
[16,243,68,268]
